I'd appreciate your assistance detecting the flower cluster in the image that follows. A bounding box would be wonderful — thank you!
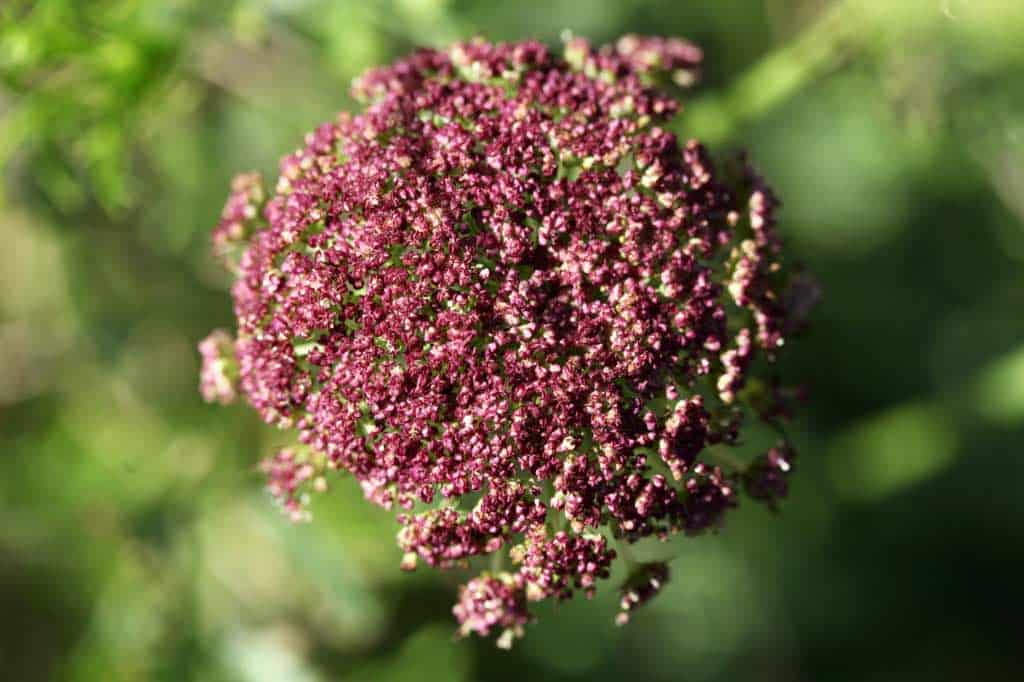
[453,572,531,649]
[198,329,237,405]
[200,35,812,645]
[616,561,670,626]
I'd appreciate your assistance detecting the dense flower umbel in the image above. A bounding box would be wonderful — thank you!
[200,34,813,645]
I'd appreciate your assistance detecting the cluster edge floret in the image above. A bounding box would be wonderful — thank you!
[200,33,814,645]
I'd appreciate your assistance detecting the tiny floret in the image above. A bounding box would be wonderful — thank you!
[616,561,670,625]
[198,329,238,405]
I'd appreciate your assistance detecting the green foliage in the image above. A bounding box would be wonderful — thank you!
[2,1,1023,680]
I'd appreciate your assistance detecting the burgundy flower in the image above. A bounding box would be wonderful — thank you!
[198,329,238,405]
[515,528,615,601]
[743,443,796,509]
[212,172,266,269]
[453,572,532,648]
[260,448,328,522]
[616,561,670,625]
[201,35,813,645]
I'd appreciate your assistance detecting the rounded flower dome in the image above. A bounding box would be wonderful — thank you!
[200,34,814,646]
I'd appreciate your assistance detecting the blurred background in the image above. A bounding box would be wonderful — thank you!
[2,0,1023,680]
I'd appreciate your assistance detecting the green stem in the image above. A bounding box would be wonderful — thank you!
[489,546,506,574]
[613,533,638,569]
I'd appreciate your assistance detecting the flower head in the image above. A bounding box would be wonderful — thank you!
[743,443,796,509]
[198,329,238,405]
[201,35,813,644]
[453,572,531,649]
[616,561,670,625]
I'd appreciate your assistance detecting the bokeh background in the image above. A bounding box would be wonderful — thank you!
[3,0,1023,680]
